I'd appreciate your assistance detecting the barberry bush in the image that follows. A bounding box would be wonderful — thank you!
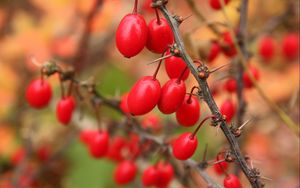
[0,0,299,188]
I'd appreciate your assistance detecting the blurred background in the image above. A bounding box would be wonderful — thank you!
[0,0,299,187]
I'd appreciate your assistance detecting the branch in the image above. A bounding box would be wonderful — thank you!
[157,3,263,188]
[218,0,299,136]
[37,61,222,188]
[235,0,248,128]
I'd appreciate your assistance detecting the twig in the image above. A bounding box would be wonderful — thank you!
[235,0,248,128]
[72,0,104,71]
[218,0,299,136]
[158,3,263,188]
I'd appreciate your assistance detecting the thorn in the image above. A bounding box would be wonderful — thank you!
[181,14,193,22]
[209,63,230,73]
[238,119,252,130]
[250,159,254,169]
[260,176,272,181]
[30,55,43,67]
[215,124,221,136]
[210,159,226,165]
[147,54,173,65]
[193,59,204,66]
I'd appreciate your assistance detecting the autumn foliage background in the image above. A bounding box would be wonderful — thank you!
[0,0,299,188]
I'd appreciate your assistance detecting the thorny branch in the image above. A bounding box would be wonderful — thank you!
[155,1,263,187]
[185,0,299,136]
[24,61,223,188]
[235,0,248,129]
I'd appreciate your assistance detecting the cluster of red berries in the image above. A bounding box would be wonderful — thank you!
[116,1,206,165]
[211,153,242,188]
[202,31,238,64]
[219,64,260,123]
[79,129,174,186]
[116,1,200,125]
[258,33,299,62]
[26,78,76,125]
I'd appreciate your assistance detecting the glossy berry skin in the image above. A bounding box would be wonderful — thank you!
[116,13,148,58]
[223,174,242,188]
[208,41,220,62]
[210,0,230,10]
[259,36,275,61]
[141,114,162,132]
[146,18,174,54]
[281,33,299,59]
[26,79,52,109]
[213,153,229,175]
[158,79,186,114]
[56,96,76,125]
[127,76,161,116]
[142,166,159,186]
[119,93,130,114]
[220,99,235,123]
[176,95,200,127]
[224,78,237,93]
[114,160,137,185]
[156,162,174,186]
[79,130,98,145]
[243,66,260,88]
[222,31,237,57]
[89,131,109,158]
[172,132,198,160]
[165,53,190,81]
[106,136,126,162]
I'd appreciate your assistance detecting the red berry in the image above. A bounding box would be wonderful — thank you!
[26,79,52,109]
[127,76,161,115]
[172,132,198,160]
[258,36,275,61]
[114,160,137,185]
[142,166,159,186]
[165,53,190,81]
[223,174,242,188]
[281,33,299,59]
[146,18,174,54]
[156,162,174,186]
[56,96,76,125]
[106,136,127,162]
[116,13,148,58]
[243,66,260,88]
[209,0,230,10]
[79,129,98,145]
[141,114,162,132]
[224,78,237,93]
[11,148,25,165]
[88,130,109,158]
[119,93,130,114]
[220,99,236,123]
[176,95,200,127]
[207,41,220,62]
[158,79,186,114]
[213,153,229,175]
[126,133,141,158]
[222,31,237,57]
[37,145,51,161]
